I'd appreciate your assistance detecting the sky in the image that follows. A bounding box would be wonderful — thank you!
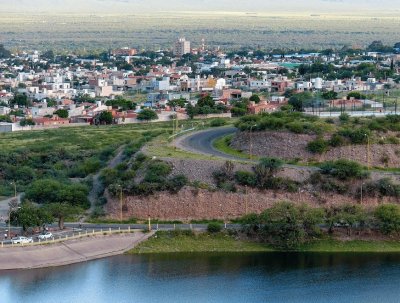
[2,0,400,14]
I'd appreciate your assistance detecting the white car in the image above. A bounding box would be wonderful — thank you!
[37,232,54,240]
[11,236,33,244]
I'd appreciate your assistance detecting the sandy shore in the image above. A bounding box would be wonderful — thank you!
[0,231,153,271]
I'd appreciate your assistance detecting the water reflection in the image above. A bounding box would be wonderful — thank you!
[1,253,400,303]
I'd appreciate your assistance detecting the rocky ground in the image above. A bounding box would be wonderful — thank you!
[230,130,400,167]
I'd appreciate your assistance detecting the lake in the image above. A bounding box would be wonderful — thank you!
[1,252,400,303]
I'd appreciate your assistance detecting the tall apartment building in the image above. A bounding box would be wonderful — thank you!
[173,38,191,57]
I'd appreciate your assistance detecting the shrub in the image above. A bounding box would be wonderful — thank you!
[287,122,305,134]
[339,113,350,123]
[307,138,329,154]
[207,222,222,233]
[329,134,346,147]
[339,128,370,144]
[235,171,256,187]
[375,204,400,235]
[166,175,188,193]
[210,118,226,127]
[320,159,367,180]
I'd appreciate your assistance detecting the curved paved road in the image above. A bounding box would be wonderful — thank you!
[175,127,319,172]
[175,126,244,161]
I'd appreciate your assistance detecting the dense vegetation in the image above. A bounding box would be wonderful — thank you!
[239,201,400,250]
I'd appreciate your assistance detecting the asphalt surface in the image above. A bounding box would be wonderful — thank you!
[176,126,245,161]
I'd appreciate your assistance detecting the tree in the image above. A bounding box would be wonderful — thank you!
[10,94,30,108]
[54,109,69,118]
[197,95,215,108]
[322,91,338,100]
[98,111,113,125]
[105,97,137,110]
[25,179,89,208]
[375,204,400,235]
[44,203,82,230]
[10,202,53,232]
[288,92,313,111]
[260,201,306,249]
[137,109,158,121]
[347,92,366,100]
[46,99,57,107]
[167,98,186,108]
[326,204,367,236]
[249,94,261,103]
[19,119,35,126]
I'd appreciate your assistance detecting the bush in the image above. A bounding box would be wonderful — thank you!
[210,118,226,127]
[235,171,256,187]
[339,113,350,123]
[339,128,370,144]
[307,138,329,154]
[166,175,188,193]
[207,222,222,233]
[375,204,400,235]
[329,134,346,147]
[320,159,367,180]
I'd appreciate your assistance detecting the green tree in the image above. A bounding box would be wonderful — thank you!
[25,179,89,208]
[249,94,261,103]
[325,204,367,235]
[347,92,366,100]
[11,94,30,108]
[261,201,305,249]
[19,119,35,126]
[46,99,57,107]
[197,95,215,108]
[167,98,186,108]
[137,109,158,121]
[54,109,69,118]
[288,92,313,111]
[322,91,338,100]
[10,202,53,232]
[375,204,400,235]
[98,111,113,125]
[44,203,83,230]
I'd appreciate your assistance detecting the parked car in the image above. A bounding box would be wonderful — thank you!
[11,236,33,244]
[37,232,54,240]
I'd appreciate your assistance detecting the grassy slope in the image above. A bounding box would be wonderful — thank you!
[129,232,400,254]
[129,232,273,254]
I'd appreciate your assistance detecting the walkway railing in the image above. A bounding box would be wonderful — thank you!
[0,226,137,248]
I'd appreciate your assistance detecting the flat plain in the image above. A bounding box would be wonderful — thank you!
[1,12,400,51]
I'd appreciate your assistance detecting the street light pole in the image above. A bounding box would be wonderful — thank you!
[249,124,257,160]
[8,182,17,239]
[119,186,123,222]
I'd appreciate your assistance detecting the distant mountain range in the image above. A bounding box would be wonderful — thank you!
[3,0,400,13]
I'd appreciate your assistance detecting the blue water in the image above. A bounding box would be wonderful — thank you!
[1,253,400,303]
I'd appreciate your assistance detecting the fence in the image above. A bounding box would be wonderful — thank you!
[0,226,136,248]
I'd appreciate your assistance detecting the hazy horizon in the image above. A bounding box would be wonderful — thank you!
[3,0,400,14]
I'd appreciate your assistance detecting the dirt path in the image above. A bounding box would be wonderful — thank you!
[0,231,154,271]
[88,146,126,213]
